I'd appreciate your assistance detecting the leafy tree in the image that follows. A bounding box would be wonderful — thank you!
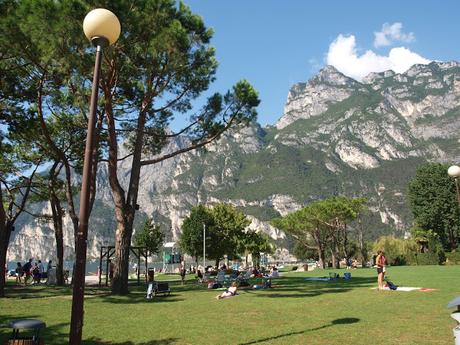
[272,196,367,269]
[133,218,164,256]
[353,199,370,266]
[373,236,418,266]
[180,203,250,267]
[272,205,329,269]
[408,163,460,250]
[29,165,68,286]
[179,205,213,263]
[207,203,251,267]
[99,1,258,294]
[0,0,95,294]
[237,230,273,267]
[292,242,318,262]
[0,127,42,297]
[1,0,260,295]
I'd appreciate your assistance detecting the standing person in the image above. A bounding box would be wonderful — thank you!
[38,260,45,280]
[47,260,52,273]
[180,261,186,285]
[15,262,24,285]
[32,263,41,285]
[376,250,386,290]
[23,259,33,285]
[109,260,114,284]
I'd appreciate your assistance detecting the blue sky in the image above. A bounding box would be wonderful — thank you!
[182,0,460,128]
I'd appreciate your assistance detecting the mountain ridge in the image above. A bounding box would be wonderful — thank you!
[7,61,460,262]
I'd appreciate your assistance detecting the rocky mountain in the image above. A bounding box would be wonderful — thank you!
[7,61,460,262]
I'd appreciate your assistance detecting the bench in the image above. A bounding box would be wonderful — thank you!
[146,281,170,299]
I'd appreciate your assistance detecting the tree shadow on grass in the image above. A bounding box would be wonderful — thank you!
[238,317,360,345]
[4,285,73,300]
[4,285,111,300]
[278,275,376,289]
[83,338,178,345]
[247,287,352,299]
[99,293,184,305]
[239,276,376,298]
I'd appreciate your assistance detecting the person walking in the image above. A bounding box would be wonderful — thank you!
[376,250,387,290]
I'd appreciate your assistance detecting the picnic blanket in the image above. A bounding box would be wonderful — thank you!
[217,293,239,300]
[372,286,436,292]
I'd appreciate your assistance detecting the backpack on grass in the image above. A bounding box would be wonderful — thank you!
[385,278,398,290]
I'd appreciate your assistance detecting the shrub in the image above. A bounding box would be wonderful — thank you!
[446,251,460,265]
[291,266,298,271]
[412,252,442,265]
[373,236,418,266]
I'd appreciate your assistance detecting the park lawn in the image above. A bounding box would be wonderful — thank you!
[1,265,459,345]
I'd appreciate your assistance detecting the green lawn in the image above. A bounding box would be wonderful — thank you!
[1,265,459,345]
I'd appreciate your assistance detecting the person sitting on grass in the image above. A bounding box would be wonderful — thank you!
[216,282,238,300]
[269,266,279,278]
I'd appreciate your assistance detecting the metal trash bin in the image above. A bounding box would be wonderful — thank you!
[7,319,46,345]
[147,268,155,282]
[448,296,460,345]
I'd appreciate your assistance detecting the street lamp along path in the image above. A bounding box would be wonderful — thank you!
[448,165,460,207]
[448,165,460,179]
[83,8,121,46]
[69,8,120,345]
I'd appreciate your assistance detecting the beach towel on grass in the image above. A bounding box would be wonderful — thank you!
[371,287,436,292]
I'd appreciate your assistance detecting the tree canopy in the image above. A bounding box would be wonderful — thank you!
[272,196,367,268]
[180,203,250,266]
[133,217,165,255]
[0,0,260,295]
[408,163,459,250]
[179,204,212,261]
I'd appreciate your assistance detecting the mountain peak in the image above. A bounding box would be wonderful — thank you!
[312,65,357,86]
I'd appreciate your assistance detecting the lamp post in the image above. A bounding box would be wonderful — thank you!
[203,223,206,270]
[448,165,460,207]
[69,9,120,345]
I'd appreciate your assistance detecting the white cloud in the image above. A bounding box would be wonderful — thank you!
[374,22,415,48]
[326,34,431,81]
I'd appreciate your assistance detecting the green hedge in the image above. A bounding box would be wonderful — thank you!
[394,251,445,266]
[446,251,460,265]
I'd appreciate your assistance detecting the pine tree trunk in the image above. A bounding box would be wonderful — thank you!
[55,225,65,286]
[0,222,12,297]
[49,177,65,286]
[331,249,337,269]
[111,220,133,294]
[106,95,145,295]
[0,235,7,297]
[317,247,326,269]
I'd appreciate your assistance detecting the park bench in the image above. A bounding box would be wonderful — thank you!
[146,281,171,299]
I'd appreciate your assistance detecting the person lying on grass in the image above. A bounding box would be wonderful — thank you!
[216,282,238,300]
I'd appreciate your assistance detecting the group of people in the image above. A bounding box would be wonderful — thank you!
[14,259,53,285]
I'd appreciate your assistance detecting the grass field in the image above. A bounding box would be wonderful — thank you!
[1,265,459,344]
